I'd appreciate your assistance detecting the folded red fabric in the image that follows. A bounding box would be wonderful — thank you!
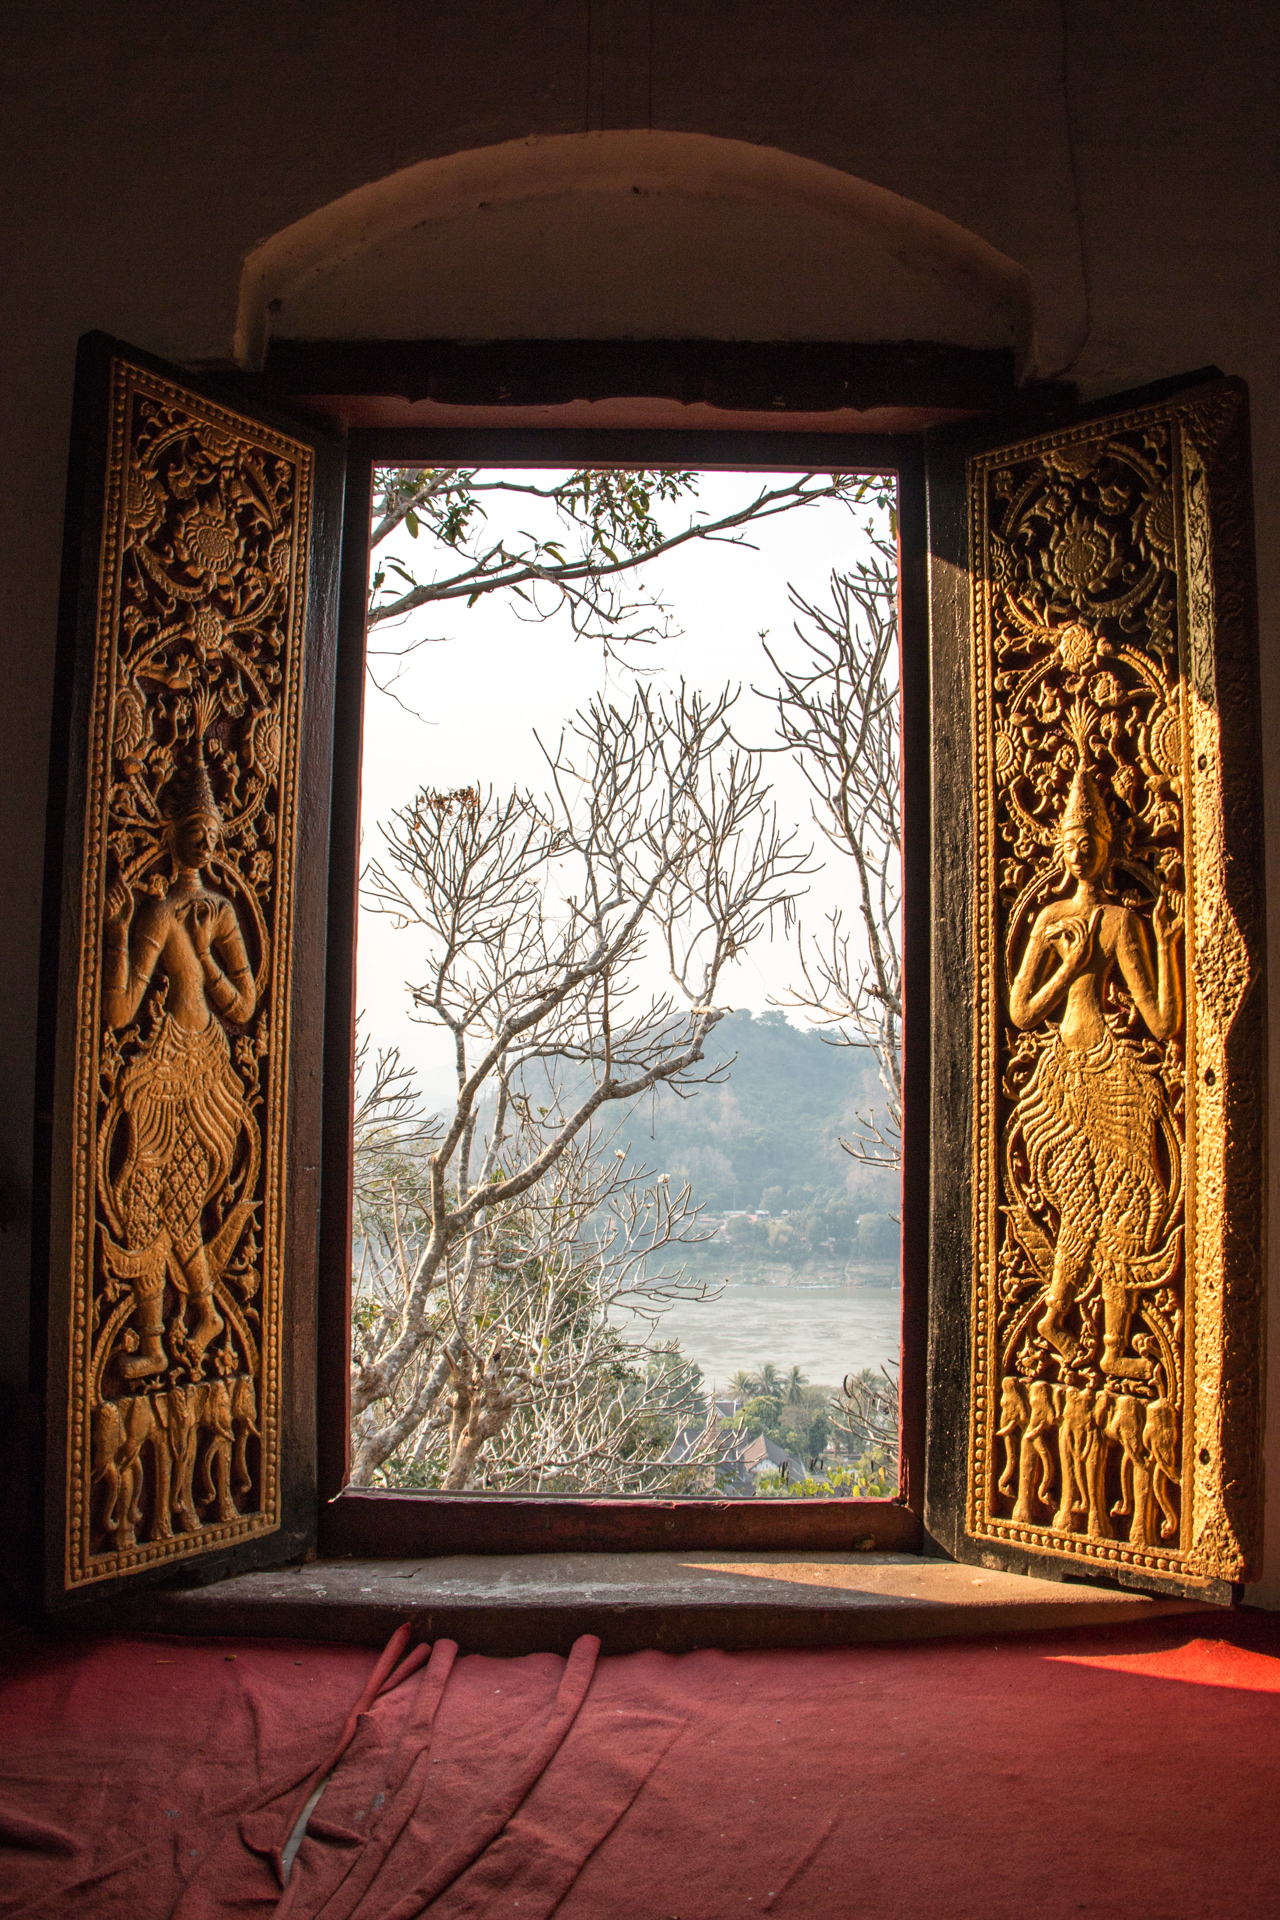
[0,1623,678,1920]
[6,1612,1280,1919]
[280,1635,605,1917]
[159,1627,681,1920]
[0,1622,375,1917]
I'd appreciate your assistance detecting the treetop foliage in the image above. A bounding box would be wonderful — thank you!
[366,464,893,656]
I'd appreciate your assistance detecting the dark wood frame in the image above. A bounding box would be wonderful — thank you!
[314,427,932,1557]
[258,337,1018,419]
[23,332,1090,1633]
[50,335,1260,1630]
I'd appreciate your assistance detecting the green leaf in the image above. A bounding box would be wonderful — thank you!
[405,511,419,538]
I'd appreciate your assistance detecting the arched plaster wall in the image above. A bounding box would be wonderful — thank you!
[236,132,1035,373]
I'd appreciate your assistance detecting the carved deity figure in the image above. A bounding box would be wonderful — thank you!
[1007,745,1183,1381]
[101,746,255,1381]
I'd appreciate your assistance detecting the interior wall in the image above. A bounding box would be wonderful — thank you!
[1,1,1276,1596]
[235,131,1036,368]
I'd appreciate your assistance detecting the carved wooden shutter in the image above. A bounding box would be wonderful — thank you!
[925,377,1264,1601]
[39,335,342,1604]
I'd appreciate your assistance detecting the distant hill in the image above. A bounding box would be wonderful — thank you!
[611,1009,898,1218]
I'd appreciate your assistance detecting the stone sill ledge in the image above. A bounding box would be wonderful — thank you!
[110,1552,1204,1656]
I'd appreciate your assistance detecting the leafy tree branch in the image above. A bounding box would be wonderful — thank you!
[367,466,892,656]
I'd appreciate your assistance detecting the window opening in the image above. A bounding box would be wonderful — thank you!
[350,465,903,1500]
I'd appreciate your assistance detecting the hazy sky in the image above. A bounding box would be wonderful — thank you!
[355,469,898,1115]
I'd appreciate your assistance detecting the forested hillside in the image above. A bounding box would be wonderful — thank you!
[613,1009,898,1221]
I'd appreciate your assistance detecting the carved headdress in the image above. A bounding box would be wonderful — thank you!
[163,746,221,826]
[163,690,222,827]
[1059,704,1112,847]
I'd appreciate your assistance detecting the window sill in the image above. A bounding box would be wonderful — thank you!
[106,1550,1204,1655]
[318,1487,922,1560]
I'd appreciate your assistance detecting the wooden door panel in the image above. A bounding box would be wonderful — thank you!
[40,336,342,1602]
[926,378,1264,1598]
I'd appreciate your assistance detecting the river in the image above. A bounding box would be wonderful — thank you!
[616,1279,902,1392]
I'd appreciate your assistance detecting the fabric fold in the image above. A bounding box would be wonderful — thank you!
[424,1703,686,1920]
[275,1635,459,1917]
[284,1634,602,1920]
[0,1631,384,1919]
[176,1626,437,1918]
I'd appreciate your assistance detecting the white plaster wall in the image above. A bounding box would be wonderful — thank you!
[285,190,1013,344]
[1,0,1276,1593]
[238,132,1036,365]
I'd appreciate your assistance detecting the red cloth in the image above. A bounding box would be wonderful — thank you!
[5,1610,1280,1918]
[0,1620,374,1916]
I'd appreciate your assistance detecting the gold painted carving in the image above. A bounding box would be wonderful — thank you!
[66,358,312,1585]
[968,389,1263,1585]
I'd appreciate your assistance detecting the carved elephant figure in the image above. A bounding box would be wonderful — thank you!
[997,1377,1059,1523]
[996,1378,1028,1497]
[1105,1393,1154,1544]
[154,1377,260,1534]
[1054,1384,1113,1539]
[1100,1391,1181,1547]
[91,1395,153,1547]
[154,1381,218,1534]
[92,1374,260,1552]
[229,1374,260,1501]
[1143,1397,1181,1541]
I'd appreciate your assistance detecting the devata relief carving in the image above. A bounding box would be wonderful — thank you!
[968,387,1264,1586]
[65,357,312,1585]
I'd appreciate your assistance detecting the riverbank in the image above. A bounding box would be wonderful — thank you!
[615,1278,902,1389]
[705,1259,900,1289]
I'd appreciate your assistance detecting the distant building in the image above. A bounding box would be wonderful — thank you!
[690,1395,810,1493]
[663,1423,707,1467]
[740,1432,807,1482]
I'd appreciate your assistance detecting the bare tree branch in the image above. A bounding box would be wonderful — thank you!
[830,1362,900,1459]
[349,685,812,1487]
[765,530,903,1168]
